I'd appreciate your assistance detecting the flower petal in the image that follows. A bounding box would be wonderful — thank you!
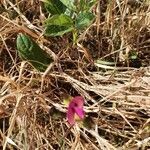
[72,96,84,108]
[74,107,84,119]
[67,107,75,125]
[66,96,85,125]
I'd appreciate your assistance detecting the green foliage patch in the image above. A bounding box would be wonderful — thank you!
[17,33,53,72]
[43,0,96,43]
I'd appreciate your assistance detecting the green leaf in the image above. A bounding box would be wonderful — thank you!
[16,34,53,72]
[59,0,76,11]
[44,0,66,14]
[44,14,74,36]
[75,12,95,30]
[45,25,73,36]
[45,14,73,26]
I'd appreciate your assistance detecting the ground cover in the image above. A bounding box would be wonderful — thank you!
[0,0,150,149]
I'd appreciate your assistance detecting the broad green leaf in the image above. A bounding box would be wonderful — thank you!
[60,0,76,11]
[17,34,53,72]
[75,12,95,30]
[44,0,66,14]
[45,14,73,26]
[44,14,74,36]
[45,25,73,36]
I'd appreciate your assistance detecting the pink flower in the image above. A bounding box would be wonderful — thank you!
[67,96,85,125]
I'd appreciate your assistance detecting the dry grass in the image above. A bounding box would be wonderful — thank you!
[0,0,150,149]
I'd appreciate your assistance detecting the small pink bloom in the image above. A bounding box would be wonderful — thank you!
[67,96,85,125]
